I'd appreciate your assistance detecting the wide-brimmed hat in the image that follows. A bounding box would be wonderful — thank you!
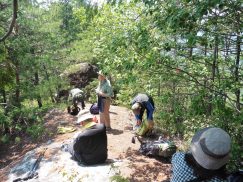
[77,114,97,129]
[131,103,141,110]
[97,70,107,77]
[191,127,231,170]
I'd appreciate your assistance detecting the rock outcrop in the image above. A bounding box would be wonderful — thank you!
[68,62,98,88]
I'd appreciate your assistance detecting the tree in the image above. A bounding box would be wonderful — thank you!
[0,0,18,42]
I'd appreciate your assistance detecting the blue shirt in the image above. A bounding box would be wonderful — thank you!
[171,152,227,182]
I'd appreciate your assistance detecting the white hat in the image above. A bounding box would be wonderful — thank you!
[191,127,231,170]
[131,103,141,110]
[97,70,106,77]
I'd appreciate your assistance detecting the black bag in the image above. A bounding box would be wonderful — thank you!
[67,105,80,116]
[90,103,99,114]
[69,124,107,165]
[227,170,243,182]
[67,106,80,116]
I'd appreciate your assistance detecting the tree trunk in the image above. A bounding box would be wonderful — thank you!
[207,36,218,115]
[0,0,18,42]
[34,72,42,108]
[235,13,241,112]
[43,64,55,103]
[15,59,20,106]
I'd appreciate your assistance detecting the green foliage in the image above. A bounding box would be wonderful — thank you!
[83,80,99,103]
[26,122,45,139]
[15,136,21,143]
[0,102,54,141]
[0,108,11,134]
[1,134,10,143]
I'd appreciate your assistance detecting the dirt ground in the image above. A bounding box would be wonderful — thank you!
[0,104,172,181]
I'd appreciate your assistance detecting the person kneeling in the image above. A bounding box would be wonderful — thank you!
[68,120,107,165]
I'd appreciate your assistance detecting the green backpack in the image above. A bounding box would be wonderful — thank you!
[135,120,153,136]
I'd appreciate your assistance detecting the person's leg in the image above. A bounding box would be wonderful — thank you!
[81,99,85,109]
[103,99,111,128]
[139,108,145,124]
[73,96,78,108]
[99,112,105,124]
[145,101,155,131]
[67,106,71,113]
[145,101,154,121]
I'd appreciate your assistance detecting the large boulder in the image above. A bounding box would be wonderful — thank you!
[68,62,98,88]
[56,63,98,102]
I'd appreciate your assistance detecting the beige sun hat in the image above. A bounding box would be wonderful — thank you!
[97,70,107,77]
[191,127,231,170]
[131,103,141,110]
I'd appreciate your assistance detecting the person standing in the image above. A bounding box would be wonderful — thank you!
[131,93,155,131]
[95,70,113,131]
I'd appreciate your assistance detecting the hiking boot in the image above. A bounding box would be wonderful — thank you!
[106,127,112,131]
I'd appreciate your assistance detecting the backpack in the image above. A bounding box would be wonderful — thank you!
[90,103,99,115]
[69,124,107,165]
[135,120,154,136]
[67,105,80,116]
[227,170,243,182]
[139,138,177,159]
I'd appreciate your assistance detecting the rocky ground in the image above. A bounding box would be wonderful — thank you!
[0,104,172,182]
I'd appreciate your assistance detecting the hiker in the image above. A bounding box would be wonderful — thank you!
[68,120,107,165]
[95,70,113,131]
[67,88,85,115]
[171,127,231,182]
[131,93,155,130]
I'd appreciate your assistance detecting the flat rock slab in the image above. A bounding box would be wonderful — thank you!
[8,140,124,182]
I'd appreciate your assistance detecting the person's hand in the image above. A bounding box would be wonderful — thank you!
[99,92,104,96]
[136,120,142,126]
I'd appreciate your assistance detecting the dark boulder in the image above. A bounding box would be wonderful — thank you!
[68,63,98,88]
[56,63,98,102]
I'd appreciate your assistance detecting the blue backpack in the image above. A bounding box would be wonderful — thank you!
[90,103,99,115]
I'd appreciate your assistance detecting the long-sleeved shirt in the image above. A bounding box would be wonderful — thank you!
[171,152,227,182]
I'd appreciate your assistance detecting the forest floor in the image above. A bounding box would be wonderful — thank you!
[0,104,172,181]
